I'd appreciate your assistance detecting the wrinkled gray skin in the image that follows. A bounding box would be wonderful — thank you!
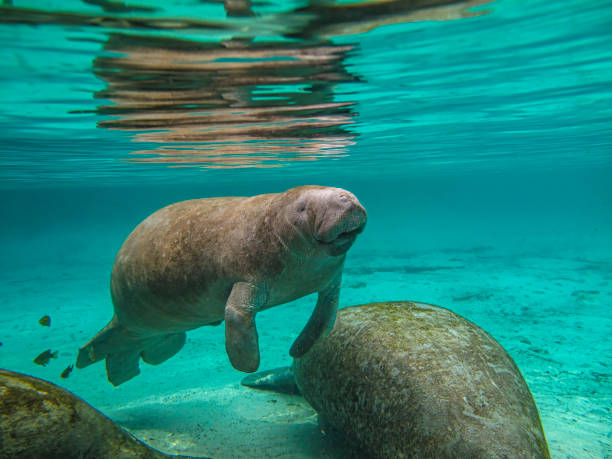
[77,185,366,386]
[246,302,551,459]
[0,369,205,459]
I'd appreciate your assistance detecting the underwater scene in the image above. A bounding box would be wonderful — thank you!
[0,0,611,458]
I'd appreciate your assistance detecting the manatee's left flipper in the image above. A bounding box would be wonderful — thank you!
[241,366,300,395]
[225,282,268,373]
[290,272,341,358]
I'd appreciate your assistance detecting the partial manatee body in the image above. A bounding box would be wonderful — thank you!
[0,369,204,459]
[252,302,550,459]
[241,366,300,395]
[77,186,366,386]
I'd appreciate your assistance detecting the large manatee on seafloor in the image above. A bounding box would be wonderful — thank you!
[244,301,551,459]
[0,369,205,459]
[77,185,367,386]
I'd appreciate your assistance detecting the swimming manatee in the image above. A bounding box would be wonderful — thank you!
[77,185,366,386]
[0,369,206,459]
[245,301,551,458]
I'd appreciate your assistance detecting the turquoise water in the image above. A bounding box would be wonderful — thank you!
[1,0,611,457]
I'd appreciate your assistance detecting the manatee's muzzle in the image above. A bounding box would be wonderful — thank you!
[316,203,367,255]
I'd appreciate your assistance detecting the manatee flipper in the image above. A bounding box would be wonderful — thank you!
[290,272,341,358]
[225,282,267,373]
[241,366,300,395]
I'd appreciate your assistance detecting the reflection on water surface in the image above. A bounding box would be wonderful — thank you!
[94,35,359,168]
[1,0,489,169]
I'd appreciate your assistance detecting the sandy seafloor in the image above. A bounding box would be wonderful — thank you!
[1,233,610,458]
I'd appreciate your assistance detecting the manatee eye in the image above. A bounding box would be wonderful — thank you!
[291,201,307,224]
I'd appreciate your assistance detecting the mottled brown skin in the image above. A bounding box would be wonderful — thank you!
[0,369,201,459]
[77,185,366,386]
[292,301,551,459]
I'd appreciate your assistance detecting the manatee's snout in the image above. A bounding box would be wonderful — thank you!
[315,190,367,255]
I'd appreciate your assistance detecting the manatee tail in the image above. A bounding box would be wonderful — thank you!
[76,319,186,386]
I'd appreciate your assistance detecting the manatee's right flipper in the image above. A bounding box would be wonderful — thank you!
[225,282,268,373]
[241,366,300,395]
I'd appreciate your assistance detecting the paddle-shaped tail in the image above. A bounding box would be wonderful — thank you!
[77,319,186,386]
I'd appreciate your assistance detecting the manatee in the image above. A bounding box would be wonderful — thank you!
[0,369,205,459]
[77,185,367,386]
[245,301,551,459]
[241,366,300,395]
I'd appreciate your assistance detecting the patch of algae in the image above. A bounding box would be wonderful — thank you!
[338,301,477,352]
